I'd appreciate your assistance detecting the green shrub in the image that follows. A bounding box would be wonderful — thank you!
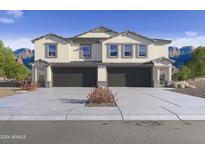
[15,64,30,81]
[177,66,192,80]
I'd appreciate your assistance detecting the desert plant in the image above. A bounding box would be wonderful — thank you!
[87,86,117,104]
[20,77,38,91]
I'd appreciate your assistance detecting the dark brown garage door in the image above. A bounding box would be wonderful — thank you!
[53,67,97,87]
[108,67,152,87]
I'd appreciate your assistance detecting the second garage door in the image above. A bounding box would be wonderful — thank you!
[53,67,97,87]
[108,67,152,87]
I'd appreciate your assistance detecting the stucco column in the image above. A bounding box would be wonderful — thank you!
[168,64,172,82]
[156,68,160,82]
[45,65,52,88]
[97,65,107,87]
[165,64,172,86]
[152,66,160,87]
[32,64,38,83]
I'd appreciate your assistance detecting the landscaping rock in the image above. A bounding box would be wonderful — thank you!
[186,84,196,88]
[193,78,205,82]
[178,83,185,88]
[16,90,28,93]
[172,83,178,88]
[171,81,196,88]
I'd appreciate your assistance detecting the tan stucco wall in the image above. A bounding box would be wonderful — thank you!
[34,37,70,63]
[34,33,170,64]
[97,65,107,81]
[102,34,170,63]
[77,32,114,38]
[152,44,169,58]
[71,43,102,61]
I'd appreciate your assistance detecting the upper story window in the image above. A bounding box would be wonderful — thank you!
[108,44,118,58]
[138,44,147,57]
[80,44,91,59]
[122,44,133,57]
[46,44,57,58]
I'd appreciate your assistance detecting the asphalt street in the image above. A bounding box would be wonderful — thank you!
[0,121,205,143]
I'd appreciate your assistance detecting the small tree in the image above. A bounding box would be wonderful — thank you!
[192,47,205,61]
[0,40,5,77]
[176,47,205,80]
[0,39,31,81]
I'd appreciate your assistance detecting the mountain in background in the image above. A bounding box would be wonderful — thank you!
[169,46,195,68]
[14,48,34,69]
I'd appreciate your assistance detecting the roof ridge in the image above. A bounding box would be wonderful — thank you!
[32,33,69,43]
[102,30,155,42]
[72,26,118,38]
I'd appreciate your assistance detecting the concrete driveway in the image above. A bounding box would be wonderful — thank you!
[0,87,205,120]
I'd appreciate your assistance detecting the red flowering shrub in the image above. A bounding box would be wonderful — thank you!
[87,86,117,104]
[20,79,38,91]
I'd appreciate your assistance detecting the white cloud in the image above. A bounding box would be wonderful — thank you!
[2,38,34,51]
[171,35,205,48]
[185,31,198,37]
[7,10,24,18]
[0,17,15,24]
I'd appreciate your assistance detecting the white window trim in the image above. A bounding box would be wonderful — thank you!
[46,43,57,58]
[137,44,148,58]
[108,44,118,58]
[122,44,133,58]
[80,44,92,59]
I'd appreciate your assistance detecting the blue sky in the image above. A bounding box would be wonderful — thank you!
[0,10,205,50]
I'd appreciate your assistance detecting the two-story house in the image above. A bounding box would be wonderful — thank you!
[32,26,173,88]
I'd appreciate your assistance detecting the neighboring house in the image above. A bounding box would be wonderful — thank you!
[32,26,173,88]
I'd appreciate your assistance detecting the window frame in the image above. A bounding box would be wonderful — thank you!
[45,43,58,58]
[80,44,92,59]
[137,44,148,58]
[122,44,133,58]
[107,44,118,58]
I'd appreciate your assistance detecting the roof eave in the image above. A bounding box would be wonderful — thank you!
[144,57,175,64]
[101,31,156,43]
[31,33,71,44]
[72,26,118,38]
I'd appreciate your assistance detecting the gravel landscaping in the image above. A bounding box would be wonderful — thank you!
[85,101,117,107]
[171,80,205,98]
[0,88,20,98]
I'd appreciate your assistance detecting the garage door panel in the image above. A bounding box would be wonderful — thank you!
[108,67,152,87]
[53,67,97,87]
[108,73,126,87]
